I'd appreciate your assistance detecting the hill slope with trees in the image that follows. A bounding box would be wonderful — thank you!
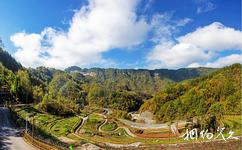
[0,48,22,72]
[140,64,242,123]
[65,66,216,94]
[30,66,217,116]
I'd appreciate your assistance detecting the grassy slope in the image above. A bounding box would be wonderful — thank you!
[101,121,118,131]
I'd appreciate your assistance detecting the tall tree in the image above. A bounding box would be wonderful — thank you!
[11,70,33,103]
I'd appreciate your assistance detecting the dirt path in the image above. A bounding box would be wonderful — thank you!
[97,119,107,132]
[74,116,88,134]
[72,109,142,148]
[119,119,187,130]
[98,119,137,138]
[96,110,137,138]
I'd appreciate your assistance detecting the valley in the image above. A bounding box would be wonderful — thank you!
[0,47,241,149]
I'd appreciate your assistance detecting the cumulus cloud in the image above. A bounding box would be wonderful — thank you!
[147,22,242,68]
[147,42,211,68]
[10,32,44,67]
[11,0,149,69]
[178,22,242,51]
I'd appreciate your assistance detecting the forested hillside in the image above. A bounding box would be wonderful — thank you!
[27,66,216,116]
[140,64,242,123]
[65,66,216,94]
[0,63,32,104]
[0,48,22,72]
[0,47,31,104]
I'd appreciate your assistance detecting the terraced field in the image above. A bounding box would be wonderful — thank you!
[13,106,82,144]
[100,121,118,132]
[13,105,242,149]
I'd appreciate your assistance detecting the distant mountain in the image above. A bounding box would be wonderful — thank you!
[66,65,216,80]
[139,63,242,122]
[0,48,22,72]
[66,66,217,81]
[64,66,217,95]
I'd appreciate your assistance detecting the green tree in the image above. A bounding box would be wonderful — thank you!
[32,86,44,102]
[11,70,33,103]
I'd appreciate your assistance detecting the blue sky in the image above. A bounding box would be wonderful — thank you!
[0,0,241,69]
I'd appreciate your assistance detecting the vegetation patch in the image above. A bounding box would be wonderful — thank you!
[82,113,104,136]
[51,117,81,137]
[101,121,118,131]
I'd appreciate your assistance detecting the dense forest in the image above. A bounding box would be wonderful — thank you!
[29,65,217,116]
[65,66,216,94]
[0,63,32,103]
[140,64,242,128]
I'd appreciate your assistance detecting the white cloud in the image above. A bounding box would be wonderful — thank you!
[178,22,242,51]
[11,0,149,69]
[187,62,201,68]
[204,54,242,68]
[147,22,242,68]
[188,54,242,68]
[150,12,192,43]
[147,41,211,68]
[143,0,153,12]
[176,18,193,27]
[10,32,44,68]
[194,0,216,14]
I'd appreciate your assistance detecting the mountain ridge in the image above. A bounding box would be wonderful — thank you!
[65,65,217,82]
